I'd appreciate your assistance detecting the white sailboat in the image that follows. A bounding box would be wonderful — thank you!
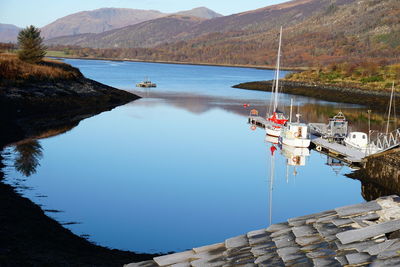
[265,26,288,137]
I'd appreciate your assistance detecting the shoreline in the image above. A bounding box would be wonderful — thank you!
[233,80,395,111]
[48,55,306,71]
[0,58,159,265]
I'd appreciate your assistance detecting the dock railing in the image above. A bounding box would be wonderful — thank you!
[369,128,400,154]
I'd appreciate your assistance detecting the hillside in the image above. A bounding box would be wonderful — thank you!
[175,7,222,19]
[40,7,221,40]
[46,0,400,67]
[46,15,206,48]
[41,8,166,39]
[0,24,20,43]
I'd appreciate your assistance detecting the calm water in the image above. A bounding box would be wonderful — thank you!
[2,59,368,253]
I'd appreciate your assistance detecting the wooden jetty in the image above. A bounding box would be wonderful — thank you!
[248,115,269,129]
[126,195,400,267]
[311,137,366,164]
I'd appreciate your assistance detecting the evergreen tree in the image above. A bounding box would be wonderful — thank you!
[17,25,46,63]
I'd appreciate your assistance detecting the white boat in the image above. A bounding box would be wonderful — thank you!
[280,122,311,148]
[265,26,288,137]
[344,82,397,155]
[279,99,311,148]
[344,132,369,152]
[136,77,156,88]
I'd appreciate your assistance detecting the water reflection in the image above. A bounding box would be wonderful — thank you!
[347,149,400,201]
[13,140,43,177]
[326,157,345,176]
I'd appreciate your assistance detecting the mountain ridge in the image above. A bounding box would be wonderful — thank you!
[0,23,21,43]
[40,7,222,40]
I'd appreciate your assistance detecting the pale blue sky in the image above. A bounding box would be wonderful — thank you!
[1,0,289,28]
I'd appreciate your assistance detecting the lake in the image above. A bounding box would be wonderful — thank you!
[2,59,373,253]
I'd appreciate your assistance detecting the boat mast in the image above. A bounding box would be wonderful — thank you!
[269,149,275,226]
[386,82,395,135]
[273,26,283,113]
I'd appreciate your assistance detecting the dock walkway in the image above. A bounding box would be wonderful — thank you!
[126,195,400,267]
[311,137,366,164]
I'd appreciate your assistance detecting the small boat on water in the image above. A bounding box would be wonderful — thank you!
[265,26,288,137]
[280,122,311,148]
[308,111,348,141]
[136,78,156,88]
[279,100,311,148]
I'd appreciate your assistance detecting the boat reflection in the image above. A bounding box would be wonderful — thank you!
[265,137,311,225]
[326,156,345,175]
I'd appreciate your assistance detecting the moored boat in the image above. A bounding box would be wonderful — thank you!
[136,78,156,88]
[265,27,288,136]
[280,122,311,148]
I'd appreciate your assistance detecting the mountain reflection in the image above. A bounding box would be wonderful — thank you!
[14,140,43,177]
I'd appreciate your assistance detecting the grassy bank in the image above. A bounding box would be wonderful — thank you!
[285,62,400,92]
[0,53,82,84]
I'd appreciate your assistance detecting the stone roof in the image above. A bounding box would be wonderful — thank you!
[125,195,400,267]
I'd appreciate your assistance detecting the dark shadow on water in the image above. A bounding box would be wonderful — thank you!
[346,149,400,201]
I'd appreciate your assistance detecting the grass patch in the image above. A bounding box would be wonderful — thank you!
[0,53,82,84]
[46,50,70,57]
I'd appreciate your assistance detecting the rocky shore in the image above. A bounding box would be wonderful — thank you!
[0,68,138,147]
[233,80,395,110]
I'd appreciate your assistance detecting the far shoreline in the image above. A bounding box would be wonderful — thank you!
[47,55,306,71]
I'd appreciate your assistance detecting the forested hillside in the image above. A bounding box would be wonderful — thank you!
[47,0,400,67]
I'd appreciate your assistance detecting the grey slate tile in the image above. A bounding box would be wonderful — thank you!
[363,239,397,255]
[225,235,249,249]
[270,227,292,238]
[295,235,323,246]
[153,250,194,266]
[345,252,373,265]
[312,257,341,267]
[335,201,381,217]
[266,222,289,232]
[292,225,319,238]
[336,219,400,244]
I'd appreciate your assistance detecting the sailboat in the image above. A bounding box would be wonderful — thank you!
[265,26,288,137]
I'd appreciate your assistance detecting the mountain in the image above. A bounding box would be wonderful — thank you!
[46,0,400,67]
[175,7,222,19]
[41,8,166,39]
[45,0,357,48]
[0,24,21,43]
[40,7,222,40]
[45,15,205,48]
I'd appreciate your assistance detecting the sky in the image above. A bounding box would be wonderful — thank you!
[0,0,289,28]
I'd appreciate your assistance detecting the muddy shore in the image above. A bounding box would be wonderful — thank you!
[233,80,395,111]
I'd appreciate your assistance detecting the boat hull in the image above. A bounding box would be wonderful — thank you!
[281,137,311,148]
[266,126,281,137]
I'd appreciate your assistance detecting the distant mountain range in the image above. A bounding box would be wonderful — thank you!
[40,7,222,39]
[2,0,399,67]
[44,0,399,66]
[0,24,21,43]
[0,7,222,42]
